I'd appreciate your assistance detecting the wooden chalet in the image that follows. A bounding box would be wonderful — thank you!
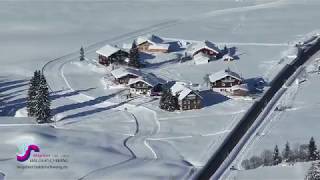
[209,69,248,96]
[170,82,202,111]
[110,67,142,84]
[135,34,170,53]
[128,75,163,96]
[96,44,129,66]
[187,40,221,59]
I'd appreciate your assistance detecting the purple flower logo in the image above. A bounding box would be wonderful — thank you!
[16,144,40,162]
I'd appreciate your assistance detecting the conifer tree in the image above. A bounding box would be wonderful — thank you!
[80,46,85,61]
[128,42,141,68]
[159,88,178,112]
[283,141,293,162]
[309,137,320,161]
[27,70,41,117]
[273,145,282,165]
[305,162,320,180]
[34,73,51,123]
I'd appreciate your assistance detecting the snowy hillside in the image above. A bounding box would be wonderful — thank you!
[1,0,320,180]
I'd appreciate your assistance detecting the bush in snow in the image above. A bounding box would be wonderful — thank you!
[305,162,320,180]
[261,150,274,166]
[241,156,263,170]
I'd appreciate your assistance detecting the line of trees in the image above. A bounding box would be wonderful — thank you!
[27,70,51,123]
[242,137,320,170]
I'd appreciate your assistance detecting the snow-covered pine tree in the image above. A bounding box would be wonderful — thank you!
[283,141,294,162]
[80,46,85,61]
[309,137,320,161]
[273,145,282,165]
[305,162,320,180]
[159,89,169,110]
[128,41,141,68]
[27,72,36,116]
[159,88,178,112]
[166,91,178,112]
[34,73,51,123]
[27,70,41,117]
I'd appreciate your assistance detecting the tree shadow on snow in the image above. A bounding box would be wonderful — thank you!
[244,77,267,94]
[60,100,131,122]
[200,90,230,107]
[51,90,121,116]
[50,88,96,101]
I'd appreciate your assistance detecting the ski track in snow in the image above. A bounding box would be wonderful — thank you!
[40,0,290,178]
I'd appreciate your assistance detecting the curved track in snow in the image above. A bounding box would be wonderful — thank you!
[41,0,288,179]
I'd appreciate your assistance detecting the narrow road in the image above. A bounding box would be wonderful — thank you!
[195,36,320,180]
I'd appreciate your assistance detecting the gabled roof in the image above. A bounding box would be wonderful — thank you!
[231,83,249,91]
[128,74,163,87]
[96,44,122,57]
[170,82,202,100]
[187,40,221,56]
[135,34,163,45]
[149,43,170,50]
[110,67,142,79]
[193,52,210,65]
[209,69,243,83]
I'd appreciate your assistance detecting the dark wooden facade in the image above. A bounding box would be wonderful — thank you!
[210,76,242,88]
[130,81,162,95]
[129,81,153,94]
[178,91,202,111]
[98,50,129,66]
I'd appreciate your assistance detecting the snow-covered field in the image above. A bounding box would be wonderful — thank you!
[227,51,320,180]
[1,0,320,179]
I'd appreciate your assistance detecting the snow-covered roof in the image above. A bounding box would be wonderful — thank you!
[223,54,235,60]
[110,67,142,79]
[122,43,132,50]
[96,44,121,57]
[187,40,221,56]
[231,84,249,91]
[193,52,210,65]
[149,43,170,50]
[170,82,201,100]
[209,69,243,83]
[128,74,163,87]
[135,34,163,45]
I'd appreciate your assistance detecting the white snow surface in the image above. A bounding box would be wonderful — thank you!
[1,0,320,179]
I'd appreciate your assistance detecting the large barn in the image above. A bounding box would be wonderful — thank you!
[96,44,129,66]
